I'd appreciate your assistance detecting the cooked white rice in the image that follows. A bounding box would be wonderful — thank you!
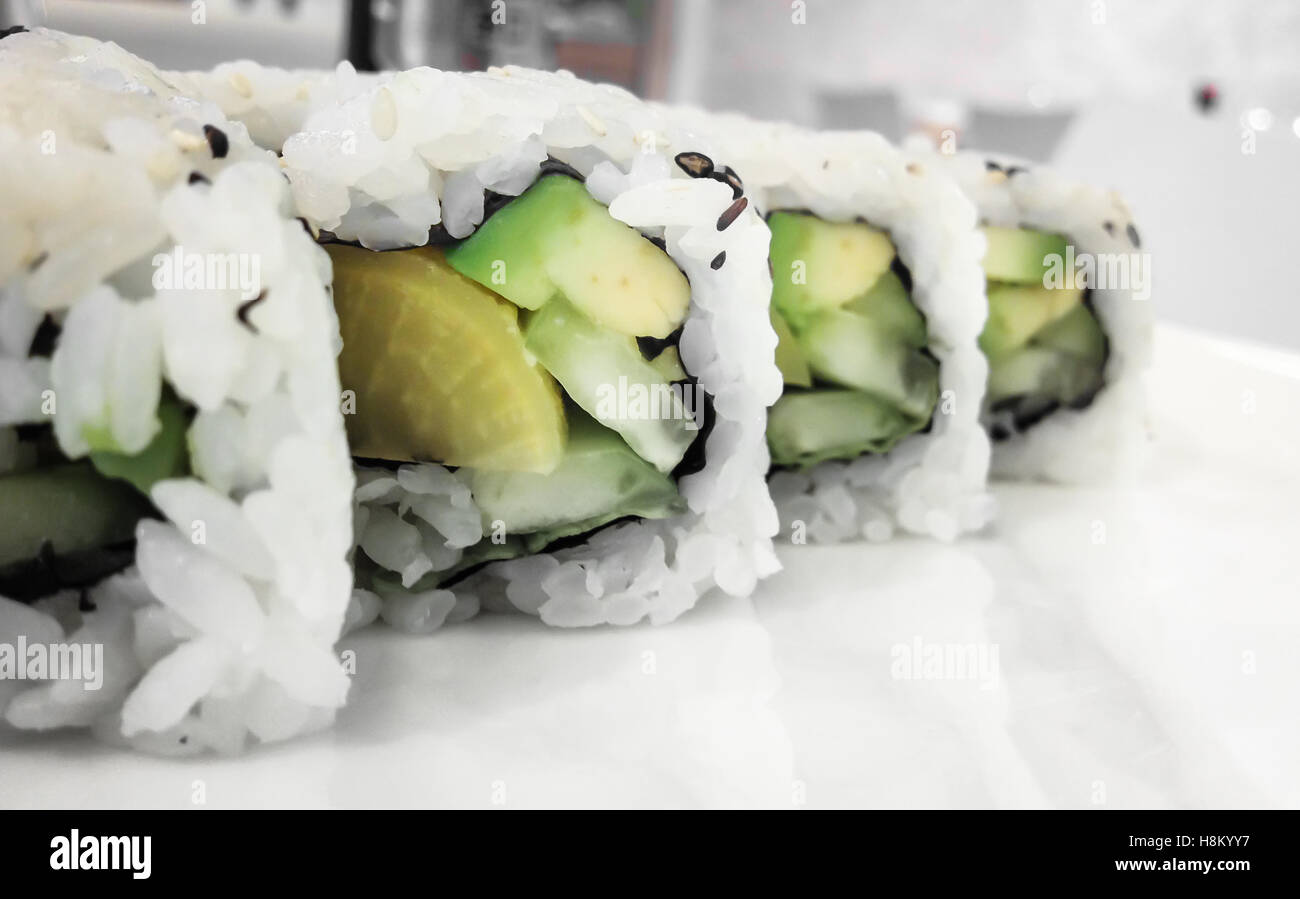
[0,29,355,754]
[923,147,1154,483]
[198,62,783,628]
[658,109,994,543]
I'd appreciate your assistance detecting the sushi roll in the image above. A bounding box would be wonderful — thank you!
[660,110,994,543]
[203,64,782,628]
[932,151,1154,482]
[0,29,355,754]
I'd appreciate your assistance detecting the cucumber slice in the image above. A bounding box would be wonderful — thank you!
[767,389,922,468]
[0,463,150,568]
[981,227,1069,284]
[647,346,687,383]
[770,212,895,329]
[1032,302,1107,365]
[799,308,939,419]
[524,295,696,473]
[469,410,684,535]
[90,397,188,494]
[843,270,927,348]
[446,175,690,339]
[328,244,567,474]
[771,308,813,387]
[979,283,1084,361]
[987,345,1103,406]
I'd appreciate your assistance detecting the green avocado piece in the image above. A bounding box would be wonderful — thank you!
[979,282,1084,361]
[469,409,684,536]
[799,307,939,419]
[842,270,928,348]
[446,175,691,339]
[981,227,1069,284]
[767,389,925,468]
[771,308,812,388]
[769,211,895,329]
[524,295,697,473]
[90,397,189,494]
[0,463,151,568]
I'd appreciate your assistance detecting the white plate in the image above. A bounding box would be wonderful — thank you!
[2,324,1297,809]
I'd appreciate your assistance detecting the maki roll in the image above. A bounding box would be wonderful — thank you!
[0,30,354,753]
[205,64,782,628]
[933,152,1153,481]
[662,111,993,542]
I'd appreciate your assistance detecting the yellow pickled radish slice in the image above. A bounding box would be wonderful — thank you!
[328,244,566,474]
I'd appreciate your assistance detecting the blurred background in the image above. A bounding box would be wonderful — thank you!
[4,0,1299,349]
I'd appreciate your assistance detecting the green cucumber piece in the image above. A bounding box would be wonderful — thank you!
[842,270,927,348]
[0,463,151,568]
[799,308,939,419]
[90,397,189,494]
[469,410,684,535]
[524,296,696,473]
[979,283,1084,361]
[771,308,813,388]
[1032,302,1107,365]
[767,389,923,468]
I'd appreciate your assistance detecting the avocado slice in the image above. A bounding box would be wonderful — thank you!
[446,175,691,339]
[979,283,1084,361]
[798,307,939,420]
[981,227,1069,284]
[469,409,684,536]
[328,244,567,474]
[768,389,923,468]
[771,308,812,387]
[842,270,927,348]
[769,212,895,329]
[523,295,696,473]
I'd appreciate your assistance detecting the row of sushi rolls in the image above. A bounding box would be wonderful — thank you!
[0,28,1151,754]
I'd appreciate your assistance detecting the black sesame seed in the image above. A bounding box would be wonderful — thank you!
[710,251,726,270]
[1102,221,1116,236]
[985,160,1004,172]
[28,250,48,272]
[179,736,189,745]
[187,171,210,186]
[1004,166,1026,177]
[236,291,267,333]
[1125,222,1141,249]
[712,165,743,199]
[202,124,229,159]
[0,25,28,40]
[716,196,748,231]
[674,151,714,179]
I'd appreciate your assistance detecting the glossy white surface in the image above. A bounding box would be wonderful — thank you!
[2,324,1297,809]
